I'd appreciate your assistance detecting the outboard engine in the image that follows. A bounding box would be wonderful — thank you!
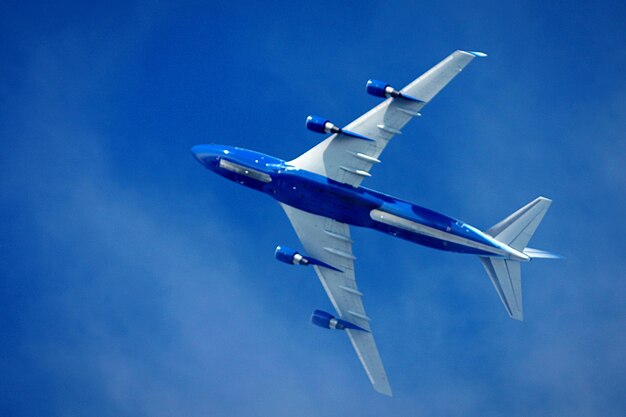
[366,79,423,102]
[311,309,367,331]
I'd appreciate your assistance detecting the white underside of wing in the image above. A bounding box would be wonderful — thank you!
[279,203,392,396]
[289,50,481,188]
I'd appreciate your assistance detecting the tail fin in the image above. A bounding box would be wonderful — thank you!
[481,197,556,321]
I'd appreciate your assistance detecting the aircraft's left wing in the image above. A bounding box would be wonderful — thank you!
[289,50,485,187]
[279,203,392,396]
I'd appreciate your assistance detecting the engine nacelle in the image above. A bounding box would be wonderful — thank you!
[305,115,375,141]
[311,309,367,331]
[305,115,341,135]
[274,245,343,272]
[366,79,395,98]
[366,79,422,102]
[274,246,308,266]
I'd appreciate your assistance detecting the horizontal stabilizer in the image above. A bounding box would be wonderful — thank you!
[487,197,552,251]
[480,197,559,320]
[479,257,523,320]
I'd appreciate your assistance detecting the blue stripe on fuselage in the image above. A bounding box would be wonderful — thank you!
[192,145,499,256]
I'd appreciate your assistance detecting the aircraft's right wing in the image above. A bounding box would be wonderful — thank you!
[289,50,486,188]
[279,203,392,396]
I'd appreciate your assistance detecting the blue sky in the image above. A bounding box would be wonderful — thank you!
[1,1,625,415]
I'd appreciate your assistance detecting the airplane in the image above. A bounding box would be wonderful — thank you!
[191,50,559,396]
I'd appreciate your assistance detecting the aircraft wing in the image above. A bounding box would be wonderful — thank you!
[279,203,392,396]
[289,50,484,187]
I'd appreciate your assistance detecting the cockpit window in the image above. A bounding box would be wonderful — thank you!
[219,159,272,183]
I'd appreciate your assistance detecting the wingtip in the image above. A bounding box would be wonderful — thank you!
[374,383,393,397]
[466,50,488,58]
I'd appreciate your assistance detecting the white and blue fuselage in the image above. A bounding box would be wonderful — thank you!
[192,144,529,261]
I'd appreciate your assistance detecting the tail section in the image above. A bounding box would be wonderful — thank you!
[486,196,552,251]
[523,247,563,259]
[479,257,523,320]
[481,197,557,321]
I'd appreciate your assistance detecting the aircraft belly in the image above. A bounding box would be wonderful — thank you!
[272,173,380,227]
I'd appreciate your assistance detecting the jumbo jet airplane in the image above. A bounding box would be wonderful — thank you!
[191,50,559,396]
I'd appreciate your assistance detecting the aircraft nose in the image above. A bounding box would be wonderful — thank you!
[191,144,219,166]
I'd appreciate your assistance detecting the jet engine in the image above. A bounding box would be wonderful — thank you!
[305,115,374,141]
[274,245,309,266]
[274,245,343,272]
[366,79,422,102]
[311,309,367,331]
[305,115,341,135]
